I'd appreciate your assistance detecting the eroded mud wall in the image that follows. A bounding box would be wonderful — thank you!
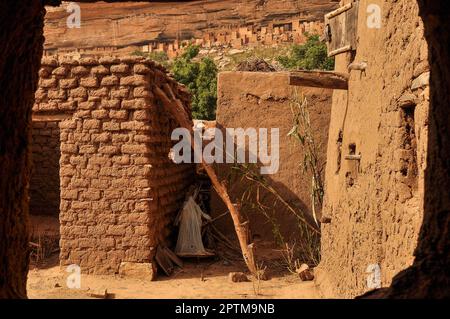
[316,0,430,298]
[212,71,332,243]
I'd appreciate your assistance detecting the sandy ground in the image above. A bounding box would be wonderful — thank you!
[27,255,321,299]
[27,215,321,299]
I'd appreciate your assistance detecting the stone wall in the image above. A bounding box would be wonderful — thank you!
[212,71,332,243]
[316,0,430,298]
[30,120,61,216]
[33,56,194,274]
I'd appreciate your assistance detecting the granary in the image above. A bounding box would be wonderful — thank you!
[31,55,194,274]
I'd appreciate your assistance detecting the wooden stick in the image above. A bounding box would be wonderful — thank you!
[154,86,258,275]
[289,70,349,90]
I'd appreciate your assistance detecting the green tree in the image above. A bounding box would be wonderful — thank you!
[171,45,218,120]
[277,34,334,71]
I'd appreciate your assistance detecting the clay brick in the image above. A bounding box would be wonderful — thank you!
[100,238,115,248]
[91,65,110,75]
[121,121,151,131]
[37,101,58,111]
[99,145,120,155]
[91,132,111,143]
[39,67,52,78]
[103,121,121,131]
[39,78,58,88]
[91,179,110,189]
[61,190,79,200]
[48,89,67,100]
[111,88,130,98]
[73,133,91,142]
[70,156,87,166]
[78,101,97,110]
[59,101,77,111]
[101,99,121,109]
[133,87,152,98]
[90,87,109,97]
[99,56,120,65]
[101,75,119,86]
[79,57,98,66]
[111,134,130,143]
[112,155,130,165]
[60,143,78,154]
[59,119,78,129]
[120,75,147,86]
[104,190,123,199]
[72,66,90,75]
[107,225,126,236]
[70,87,88,99]
[121,98,149,109]
[92,109,108,119]
[110,64,130,73]
[52,66,69,76]
[109,110,128,120]
[79,145,97,154]
[133,110,151,120]
[83,119,101,130]
[121,144,150,154]
[133,64,152,74]
[34,88,47,101]
[73,110,91,119]
[80,77,99,88]
[81,190,101,201]
[71,201,91,210]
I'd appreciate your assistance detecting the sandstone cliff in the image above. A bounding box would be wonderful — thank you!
[44,0,338,50]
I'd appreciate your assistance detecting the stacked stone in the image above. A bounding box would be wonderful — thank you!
[30,121,61,216]
[34,56,194,274]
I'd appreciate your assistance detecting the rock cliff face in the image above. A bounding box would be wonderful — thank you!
[44,0,338,50]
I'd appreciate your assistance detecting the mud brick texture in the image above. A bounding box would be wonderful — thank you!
[33,56,194,274]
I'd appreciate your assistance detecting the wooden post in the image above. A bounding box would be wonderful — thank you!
[153,86,258,275]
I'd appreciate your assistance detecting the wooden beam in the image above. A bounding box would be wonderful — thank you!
[289,70,349,90]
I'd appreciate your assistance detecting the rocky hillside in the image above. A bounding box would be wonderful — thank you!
[44,0,338,50]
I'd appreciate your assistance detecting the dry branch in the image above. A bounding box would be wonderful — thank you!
[153,85,258,275]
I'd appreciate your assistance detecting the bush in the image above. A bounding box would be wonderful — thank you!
[171,45,217,120]
[276,34,334,71]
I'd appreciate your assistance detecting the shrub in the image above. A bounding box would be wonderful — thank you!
[276,34,334,71]
[171,45,217,120]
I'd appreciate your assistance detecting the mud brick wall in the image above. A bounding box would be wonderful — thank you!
[212,71,332,243]
[30,121,61,216]
[34,56,194,274]
[316,0,430,298]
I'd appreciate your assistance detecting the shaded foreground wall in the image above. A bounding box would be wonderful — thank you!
[212,71,332,243]
[316,0,430,298]
[33,56,194,274]
[30,121,61,216]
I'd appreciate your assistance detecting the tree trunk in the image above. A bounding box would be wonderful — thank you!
[0,1,45,298]
[154,86,258,275]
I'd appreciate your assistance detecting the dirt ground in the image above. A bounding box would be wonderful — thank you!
[27,212,321,299]
[27,255,321,299]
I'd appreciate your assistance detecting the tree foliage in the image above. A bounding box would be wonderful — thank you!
[277,34,334,71]
[171,45,218,120]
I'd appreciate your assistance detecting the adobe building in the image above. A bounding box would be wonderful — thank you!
[31,55,194,274]
[316,0,432,298]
